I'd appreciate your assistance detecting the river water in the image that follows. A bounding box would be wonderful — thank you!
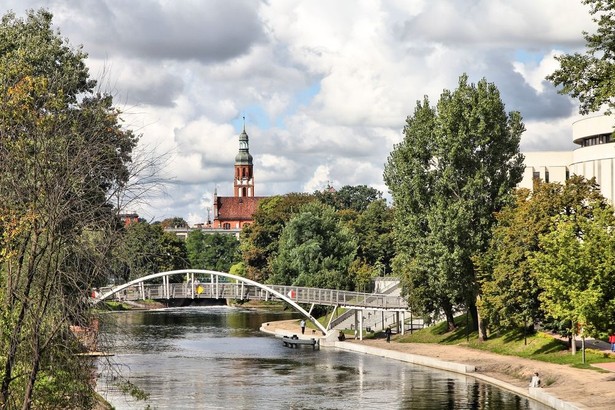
[96,306,550,410]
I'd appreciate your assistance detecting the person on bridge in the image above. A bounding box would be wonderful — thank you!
[300,319,306,334]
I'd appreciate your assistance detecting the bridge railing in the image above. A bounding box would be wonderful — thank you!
[99,282,407,310]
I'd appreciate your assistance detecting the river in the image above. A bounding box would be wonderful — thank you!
[96,306,550,409]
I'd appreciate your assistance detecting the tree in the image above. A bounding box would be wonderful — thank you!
[240,193,315,282]
[160,217,189,229]
[343,199,395,291]
[269,202,357,290]
[114,221,188,283]
[478,176,609,339]
[314,185,382,212]
[529,178,615,355]
[0,10,142,408]
[547,0,615,114]
[351,199,394,271]
[384,74,525,332]
[477,183,559,337]
[186,231,240,273]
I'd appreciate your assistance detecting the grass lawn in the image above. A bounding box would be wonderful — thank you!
[398,314,615,369]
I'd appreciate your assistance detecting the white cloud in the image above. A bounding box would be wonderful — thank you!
[0,0,601,222]
[303,164,332,193]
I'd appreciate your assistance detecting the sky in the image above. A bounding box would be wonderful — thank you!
[1,1,598,225]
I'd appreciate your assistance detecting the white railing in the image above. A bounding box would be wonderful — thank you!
[99,282,408,310]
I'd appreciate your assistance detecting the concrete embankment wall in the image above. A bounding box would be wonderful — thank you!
[326,341,585,410]
[260,322,583,409]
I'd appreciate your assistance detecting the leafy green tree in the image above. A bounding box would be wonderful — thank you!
[477,184,556,335]
[341,199,395,291]
[240,193,315,282]
[314,185,382,212]
[186,231,240,273]
[547,0,615,114]
[0,10,141,408]
[529,179,615,354]
[160,217,189,229]
[270,202,357,289]
[384,74,525,331]
[478,176,608,338]
[114,222,188,282]
[351,199,394,272]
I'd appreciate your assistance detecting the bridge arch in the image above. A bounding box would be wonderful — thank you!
[94,269,328,335]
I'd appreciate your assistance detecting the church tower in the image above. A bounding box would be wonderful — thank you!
[234,123,254,197]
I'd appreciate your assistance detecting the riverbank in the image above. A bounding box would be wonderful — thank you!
[260,320,615,410]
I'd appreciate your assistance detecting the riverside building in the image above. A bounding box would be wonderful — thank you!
[520,115,615,204]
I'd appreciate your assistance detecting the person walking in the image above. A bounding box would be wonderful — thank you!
[609,334,615,352]
[385,327,392,343]
[300,319,306,335]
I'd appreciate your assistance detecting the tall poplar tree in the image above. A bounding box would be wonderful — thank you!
[384,74,524,331]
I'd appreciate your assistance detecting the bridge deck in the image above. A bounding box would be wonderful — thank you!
[98,282,407,310]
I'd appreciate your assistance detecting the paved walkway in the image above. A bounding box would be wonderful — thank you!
[554,335,615,372]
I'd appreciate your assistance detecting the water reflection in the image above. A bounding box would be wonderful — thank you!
[97,307,550,410]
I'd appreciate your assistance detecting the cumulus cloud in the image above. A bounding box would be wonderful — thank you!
[0,0,601,222]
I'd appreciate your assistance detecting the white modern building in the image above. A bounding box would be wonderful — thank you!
[520,115,615,204]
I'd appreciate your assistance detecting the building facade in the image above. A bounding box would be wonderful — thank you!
[520,115,615,204]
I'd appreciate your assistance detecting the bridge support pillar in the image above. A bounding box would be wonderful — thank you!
[359,310,364,341]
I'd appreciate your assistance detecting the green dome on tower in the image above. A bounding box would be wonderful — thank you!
[235,128,253,165]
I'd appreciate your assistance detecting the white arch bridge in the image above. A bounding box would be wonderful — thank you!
[93,269,409,336]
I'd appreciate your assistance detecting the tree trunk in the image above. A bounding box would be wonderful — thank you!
[476,295,487,341]
[571,333,577,355]
[22,339,40,410]
[469,302,479,332]
[442,301,456,331]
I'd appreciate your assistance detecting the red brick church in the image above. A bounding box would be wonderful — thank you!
[211,125,265,230]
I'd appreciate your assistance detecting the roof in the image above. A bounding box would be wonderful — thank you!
[215,196,265,221]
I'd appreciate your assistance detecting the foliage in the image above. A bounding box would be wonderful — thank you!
[240,193,315,282]
[478,183,559,331]
[0,9,144,408]
[269,201,357,290]
[478,177,611,335]
[530,196,615,339]
[185,231,240,273]
[343,199,395,291]
[384,74,525,330]
[547,0,615,114]
[159,217,189,229]
[349,199,395,274]
[313,184,382,212]
[113,221,188,282]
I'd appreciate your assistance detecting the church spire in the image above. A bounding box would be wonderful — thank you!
[234,120,254,197]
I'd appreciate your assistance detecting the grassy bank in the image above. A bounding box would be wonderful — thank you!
[397,315,615,370]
